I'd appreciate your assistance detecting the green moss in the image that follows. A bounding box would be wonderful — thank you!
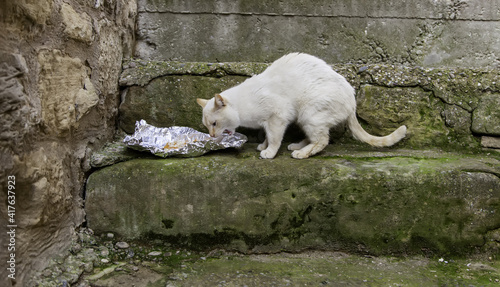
[86,147,500,256]
[77,232,500,287]
[356,84,479,150]
[164,252,500,286]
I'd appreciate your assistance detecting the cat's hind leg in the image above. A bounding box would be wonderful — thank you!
[287,139,309,151]
[257,139,268,151]
[291,126,329,159]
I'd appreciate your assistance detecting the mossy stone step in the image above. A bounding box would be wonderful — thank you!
[119,60,500,150]
[85,144,500,256]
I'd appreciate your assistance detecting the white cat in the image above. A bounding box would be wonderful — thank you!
[197,53,406,159]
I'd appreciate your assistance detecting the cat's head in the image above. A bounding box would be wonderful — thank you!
[196,94,240,137]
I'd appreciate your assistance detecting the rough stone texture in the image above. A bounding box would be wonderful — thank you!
[0,52,33,154]
[120,59,269,86]
[38,49,96,135]
[120,75,247,133]
[90,140,148,168]
[356,85,447,147]
[135,0,500,68]
[482,136,500,149]
[86,145,500,256]
[29,229,500,286]
[75,77,99,121]
[11,0,53,25]
[138,0,499,20]
[442,104,472,135]
[0,0,137,285]
[119,61,499,149]
[472,94,500,136]
[61,2,93,44]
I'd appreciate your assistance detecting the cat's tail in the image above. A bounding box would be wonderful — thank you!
[347,113,407,147]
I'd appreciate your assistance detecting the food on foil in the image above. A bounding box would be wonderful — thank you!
[123,120,247,157]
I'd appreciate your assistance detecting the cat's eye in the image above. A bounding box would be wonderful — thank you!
[212,122,217,127]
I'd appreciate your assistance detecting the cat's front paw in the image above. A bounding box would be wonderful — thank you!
[260,149,277,159]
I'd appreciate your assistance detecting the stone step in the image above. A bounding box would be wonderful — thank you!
[85,144,500,256]
[82,250,500,286]
[86,59,500,257]
[119,59,500,150]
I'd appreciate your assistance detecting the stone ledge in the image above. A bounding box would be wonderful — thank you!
[120,59,500,88]
[85,145,500,256]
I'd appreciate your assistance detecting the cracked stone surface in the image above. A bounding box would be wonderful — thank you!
[134,0,500,67]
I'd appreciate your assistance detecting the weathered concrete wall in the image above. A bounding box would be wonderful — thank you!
[0,0,137,285]
[135,0,500,68]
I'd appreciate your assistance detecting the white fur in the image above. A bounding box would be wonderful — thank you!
[197,53,406,159]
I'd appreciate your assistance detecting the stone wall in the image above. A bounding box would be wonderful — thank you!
[0,0,136,285]
[119,60,499,150]
[1,0,499,285]
[136,0,500,68]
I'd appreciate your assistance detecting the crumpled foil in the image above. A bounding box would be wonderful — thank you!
[123,120,247,157]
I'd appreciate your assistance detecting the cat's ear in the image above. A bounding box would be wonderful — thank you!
[214,94,226,108]
[196,98,208,108]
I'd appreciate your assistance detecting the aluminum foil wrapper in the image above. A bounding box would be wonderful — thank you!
[123,120,247,157]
